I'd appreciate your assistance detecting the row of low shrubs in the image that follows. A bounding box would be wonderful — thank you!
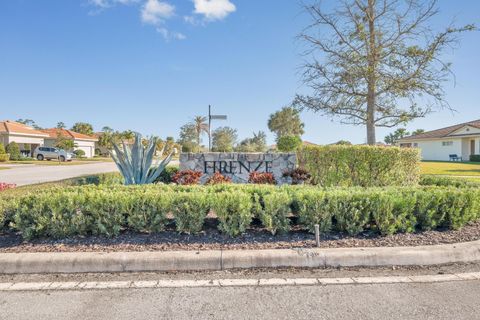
[297,145,421,187]
[1,184,479,239]
[420,175,480,188]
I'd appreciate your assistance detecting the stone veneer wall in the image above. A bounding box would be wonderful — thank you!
[179,152,296,184]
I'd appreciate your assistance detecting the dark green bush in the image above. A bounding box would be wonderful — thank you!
[261,192,292,235]
[73,149,86,158]
[171,192,210,234]
[298,145,420,187]
[6,142,21,161]
[470,155,480,162]
[2,184,479,240]
[154,165,179,184]
[420,175,480,188]
[277,135,302,152]
[211,192,252,236]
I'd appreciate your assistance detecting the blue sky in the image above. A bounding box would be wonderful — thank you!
[0,0,479,145]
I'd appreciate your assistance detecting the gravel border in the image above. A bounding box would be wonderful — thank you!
[1,219,480,253]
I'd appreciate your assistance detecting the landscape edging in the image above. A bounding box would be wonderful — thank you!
[0,240,479,274]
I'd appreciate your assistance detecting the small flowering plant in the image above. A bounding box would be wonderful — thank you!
[172,170,203,185]
[283,168,312,185]
[248,172,277,185]
[206,173,232,185]
[0,182,16,192]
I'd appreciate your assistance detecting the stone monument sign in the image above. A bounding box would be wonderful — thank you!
[179,153,296,184]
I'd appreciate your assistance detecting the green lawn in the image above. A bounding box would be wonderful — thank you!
[420,161,480,177]
[0,167,10,170]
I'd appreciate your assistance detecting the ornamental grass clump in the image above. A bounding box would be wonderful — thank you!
[211,191,252,237]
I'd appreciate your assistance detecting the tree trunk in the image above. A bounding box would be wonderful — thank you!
[366,0,377,145]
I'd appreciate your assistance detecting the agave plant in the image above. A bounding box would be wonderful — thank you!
[110,132,174,185]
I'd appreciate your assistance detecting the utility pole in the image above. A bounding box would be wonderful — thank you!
[208,105,227,152]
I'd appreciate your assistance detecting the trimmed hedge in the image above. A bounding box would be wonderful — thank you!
[420,175,480,188]
[297,145,421,187]
[1,184,479,240]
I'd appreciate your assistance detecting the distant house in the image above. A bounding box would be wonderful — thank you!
[41,128,98,158]
[0,120,49,157]
[397,120,480,161]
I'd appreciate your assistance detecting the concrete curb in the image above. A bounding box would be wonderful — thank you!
[0,240,479,274]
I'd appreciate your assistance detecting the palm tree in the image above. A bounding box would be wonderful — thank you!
[193,116,208,152]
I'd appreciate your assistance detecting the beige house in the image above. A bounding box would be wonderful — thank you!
[41,128,98,158]
[398,120,480,161]
[0,120,49,157]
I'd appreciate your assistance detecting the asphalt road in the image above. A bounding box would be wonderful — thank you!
[0,280,479,320]
[0,162,118,186]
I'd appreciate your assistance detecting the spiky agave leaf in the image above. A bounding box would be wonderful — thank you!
[110,132,172,185]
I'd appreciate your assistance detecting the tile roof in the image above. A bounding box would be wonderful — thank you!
[399,119,480,141]
[0,120,49,137]
[41,128,98,141]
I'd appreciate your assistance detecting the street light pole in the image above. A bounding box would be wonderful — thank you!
[207,105,227,152]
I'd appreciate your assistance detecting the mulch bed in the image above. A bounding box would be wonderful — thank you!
[1,219,480,253]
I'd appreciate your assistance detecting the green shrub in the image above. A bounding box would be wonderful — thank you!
[211,192,252,236]
[154,165,179,184]
[298,145,420,187]
[0,143,6,154]
[171,192,210,234]
[331,190,372,235]
[277,135,302,152]
[6,142,21,161]
[3,184,480,240]
[470,155,480,162]
[126,192,172,233]
[370,190,417,235]
[73,149,86,158]
[420,175,480,188]
[261,192,292,235]
[295,189,332,233]
[0,154,9,162]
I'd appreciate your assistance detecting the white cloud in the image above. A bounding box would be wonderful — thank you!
[156,28,186,41]
[89,0,139,9]
[192,0,236,21]
[141,0,175,25]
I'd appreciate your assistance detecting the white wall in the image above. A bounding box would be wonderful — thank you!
[6,134,45,145]
[75,141,96,158]
[416,139,462,161]
[461,139,470,160]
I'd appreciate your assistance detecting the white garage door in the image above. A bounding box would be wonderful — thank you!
[75,141,95,158]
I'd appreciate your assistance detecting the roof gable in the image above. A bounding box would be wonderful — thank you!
[399,119,480,141]
[0,120,49,137]
[42,128,98,141]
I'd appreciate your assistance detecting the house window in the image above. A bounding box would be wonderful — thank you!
[442,141,453,147]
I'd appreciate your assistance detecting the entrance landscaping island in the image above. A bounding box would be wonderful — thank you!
[1,145,480,253]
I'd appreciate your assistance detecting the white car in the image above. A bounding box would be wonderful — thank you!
[34,147,73,162]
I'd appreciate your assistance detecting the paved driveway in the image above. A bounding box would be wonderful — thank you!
[0,162,118,186]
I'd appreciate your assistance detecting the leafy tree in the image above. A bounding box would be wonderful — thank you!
[71,122,94,136]
[268,107,305,140]
[16,119,41,130]
[193,116,208,152]
[384,128,410,145]
[212,127,238,152]
[157,136,180,155]
[294,0,475,145]
[56,122,66,129]
[237,131,268,152]
[6,142,21,160]
[277,135,302,152]
[412,129,425,136]
[177,123,198,152]
[55,131,77,151]
[334,140,352,145]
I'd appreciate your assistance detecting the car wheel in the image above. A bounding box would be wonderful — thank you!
[37,154,44,161]
[59,156,66,162]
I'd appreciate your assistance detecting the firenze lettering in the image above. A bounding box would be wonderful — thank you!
[204,160,273,174]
